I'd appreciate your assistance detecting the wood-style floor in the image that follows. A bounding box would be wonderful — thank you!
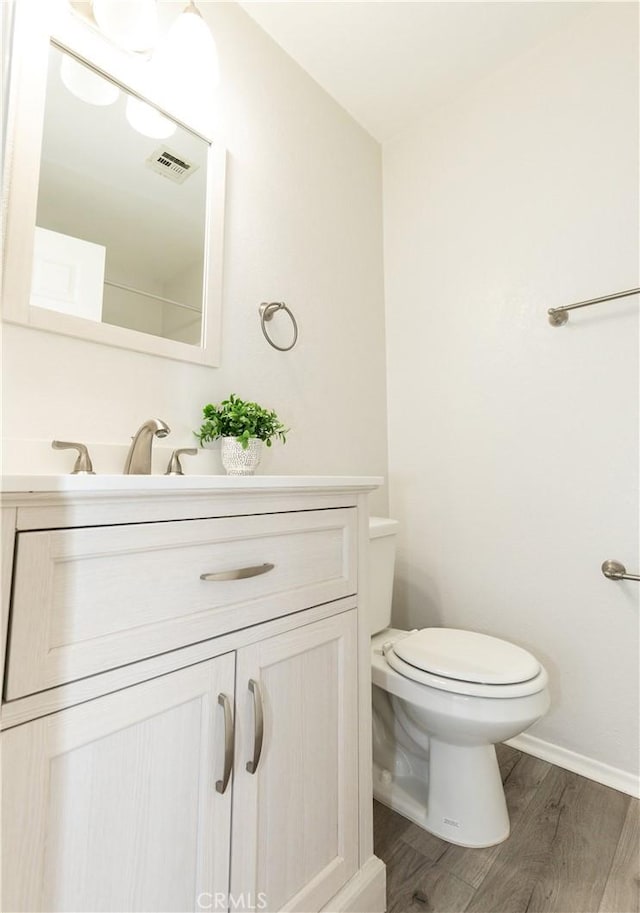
[373,744,639,913]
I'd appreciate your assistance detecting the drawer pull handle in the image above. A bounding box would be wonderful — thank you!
[246,679,264,775]
[216,693,234,795]
[200,563,275,582]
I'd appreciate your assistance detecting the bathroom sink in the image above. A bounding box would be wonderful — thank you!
[2,440,382,493]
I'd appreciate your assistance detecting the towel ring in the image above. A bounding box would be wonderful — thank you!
[259,302,298,351]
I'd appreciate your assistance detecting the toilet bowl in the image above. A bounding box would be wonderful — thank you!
[368,519,550,848]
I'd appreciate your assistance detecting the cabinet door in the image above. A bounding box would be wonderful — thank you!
[231,611,358,913]
[2,654,235,913]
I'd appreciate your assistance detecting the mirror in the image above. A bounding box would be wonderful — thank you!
[35,45,208,346]
[3,3,225,366]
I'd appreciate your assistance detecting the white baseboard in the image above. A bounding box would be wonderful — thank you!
[321,856,386,913]
[505,732,640,799]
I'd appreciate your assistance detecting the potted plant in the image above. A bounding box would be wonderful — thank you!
[195,394,288,475]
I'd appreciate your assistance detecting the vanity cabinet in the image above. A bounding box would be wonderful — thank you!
[2,613,357,913]
[231,612,358,912]
[0,479,386,913]
[2,655,236,912]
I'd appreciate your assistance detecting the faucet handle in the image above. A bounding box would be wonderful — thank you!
[165,448,198,476]
[52,440,95,475]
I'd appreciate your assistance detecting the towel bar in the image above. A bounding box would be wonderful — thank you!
[548,287,639,326]
[601,560,640,582]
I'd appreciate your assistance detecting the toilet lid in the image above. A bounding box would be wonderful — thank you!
[392,628,540,685]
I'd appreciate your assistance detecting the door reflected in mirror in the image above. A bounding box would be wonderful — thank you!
[33,44,209,347]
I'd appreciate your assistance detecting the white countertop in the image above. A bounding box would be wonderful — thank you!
[1,474,384,494]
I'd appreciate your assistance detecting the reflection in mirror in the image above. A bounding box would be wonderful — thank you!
[33,44,209,346]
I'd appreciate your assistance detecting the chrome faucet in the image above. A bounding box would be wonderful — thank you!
[124,419,171,474]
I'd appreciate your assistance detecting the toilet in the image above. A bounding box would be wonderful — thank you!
[369,517,550,848]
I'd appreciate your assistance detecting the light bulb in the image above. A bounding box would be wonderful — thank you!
[125,96,177,139]
[60,54,119,106]
[92,0,158,53]
[153,2,219,109]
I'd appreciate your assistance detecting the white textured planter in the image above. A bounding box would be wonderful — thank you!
[220,437,263,475]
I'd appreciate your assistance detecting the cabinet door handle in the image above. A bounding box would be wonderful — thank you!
[246,679,264,774]
[200,563,275,582]
[216,693,234,794]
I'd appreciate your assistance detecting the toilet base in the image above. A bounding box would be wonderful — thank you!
[373,739,510,848]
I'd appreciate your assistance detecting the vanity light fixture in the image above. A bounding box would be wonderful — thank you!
[65,0,219,136]
[126,1,219,137]
[169,2,219,85]
[86,0,219,92]
[151,1,220,104]
[91,0,158,54]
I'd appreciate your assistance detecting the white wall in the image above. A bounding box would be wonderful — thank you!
[2,2,389,512]
[384,4,639,779]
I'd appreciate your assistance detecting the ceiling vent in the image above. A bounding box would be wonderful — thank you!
[146,146,199,184]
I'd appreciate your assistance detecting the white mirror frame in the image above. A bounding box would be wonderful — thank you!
[2,0,226,367]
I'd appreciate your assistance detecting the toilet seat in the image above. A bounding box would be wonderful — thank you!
[382,628,548,698]
[394,628,541,684]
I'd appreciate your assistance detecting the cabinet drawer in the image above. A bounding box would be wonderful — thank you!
[6,508,357,699]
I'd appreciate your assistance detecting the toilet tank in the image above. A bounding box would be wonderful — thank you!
[368,517,399,635]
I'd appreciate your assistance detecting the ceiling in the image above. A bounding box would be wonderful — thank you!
[239,1,599,143]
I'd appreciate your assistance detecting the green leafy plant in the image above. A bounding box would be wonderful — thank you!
[195,394,289,450]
